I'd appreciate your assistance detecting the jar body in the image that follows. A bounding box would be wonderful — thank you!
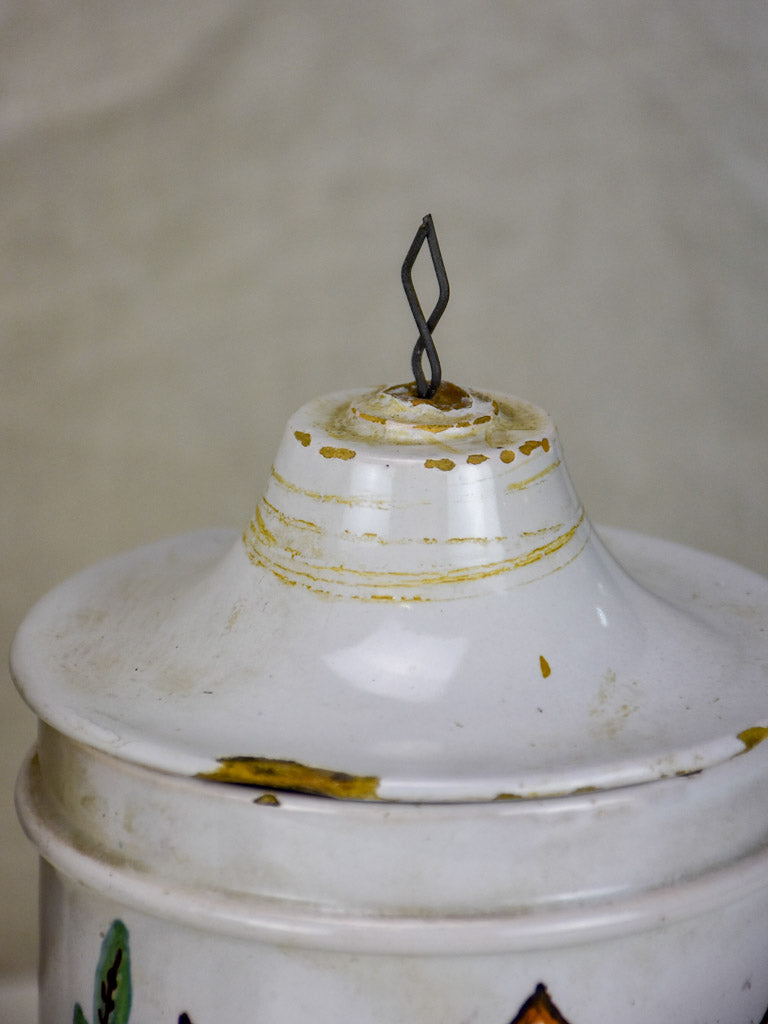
[18,725,768,1023]
[37,865,768,1023]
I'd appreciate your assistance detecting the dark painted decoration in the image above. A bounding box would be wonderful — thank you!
[508,982,572,1024]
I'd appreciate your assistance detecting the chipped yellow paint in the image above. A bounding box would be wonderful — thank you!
[506,459,561,492]
[424,458,456,471]
[294,430,311,447]
[270,467,390,508]
[737,726,768,752]
[320,445,356,461]
[467,454,489,465]
[519,438,551,456]
[480,393,548,434]
[269,568,298,587]
[539,655,551,678]
[254,793,280,806]
[253,506,276,546]
[385,380,472,411]
[332,386,548,449]
[249,512,586,595]
[446,535,507,545]
[497,784,598,801]
[350,408,388,425]
[522,524,563,537]
[412,421,469,433]
[500,450,516,463]
[199,757,380,800]
[353,417,477,433]
[262,498,321,534]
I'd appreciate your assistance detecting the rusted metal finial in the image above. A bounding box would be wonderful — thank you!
[401,214,449,400]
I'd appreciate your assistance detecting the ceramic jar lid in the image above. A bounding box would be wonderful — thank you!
[11,382,768,801]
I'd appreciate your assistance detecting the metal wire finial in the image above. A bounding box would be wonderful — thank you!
[401,214,449,399]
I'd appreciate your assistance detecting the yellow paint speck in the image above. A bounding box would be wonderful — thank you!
[519,439,551,456]
[467,454,488,465]
[225,602,242,633]
[294,431,311,447]
[500,450,516,463]
[737,726,768,752]
[424,458,455,471]
[539,655,551,678]
[320,446,356,461]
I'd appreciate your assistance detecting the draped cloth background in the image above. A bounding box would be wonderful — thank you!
[2,0,767,980]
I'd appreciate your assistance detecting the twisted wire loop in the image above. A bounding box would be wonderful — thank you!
[401,214,450,399]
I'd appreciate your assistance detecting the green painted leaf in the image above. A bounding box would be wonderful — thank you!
[92,919,132,1024]
[73,1004,89,1024]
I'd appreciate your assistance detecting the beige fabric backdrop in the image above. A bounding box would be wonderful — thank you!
[2,0,767,981]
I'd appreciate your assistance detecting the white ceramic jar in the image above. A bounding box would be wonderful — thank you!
[13,382,768,1023]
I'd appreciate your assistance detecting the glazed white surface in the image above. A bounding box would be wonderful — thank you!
[17,728,768,1019]
[11,389,768,801]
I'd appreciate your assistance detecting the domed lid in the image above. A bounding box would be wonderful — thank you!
[11,376,768,801]
[11,217,768,802]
